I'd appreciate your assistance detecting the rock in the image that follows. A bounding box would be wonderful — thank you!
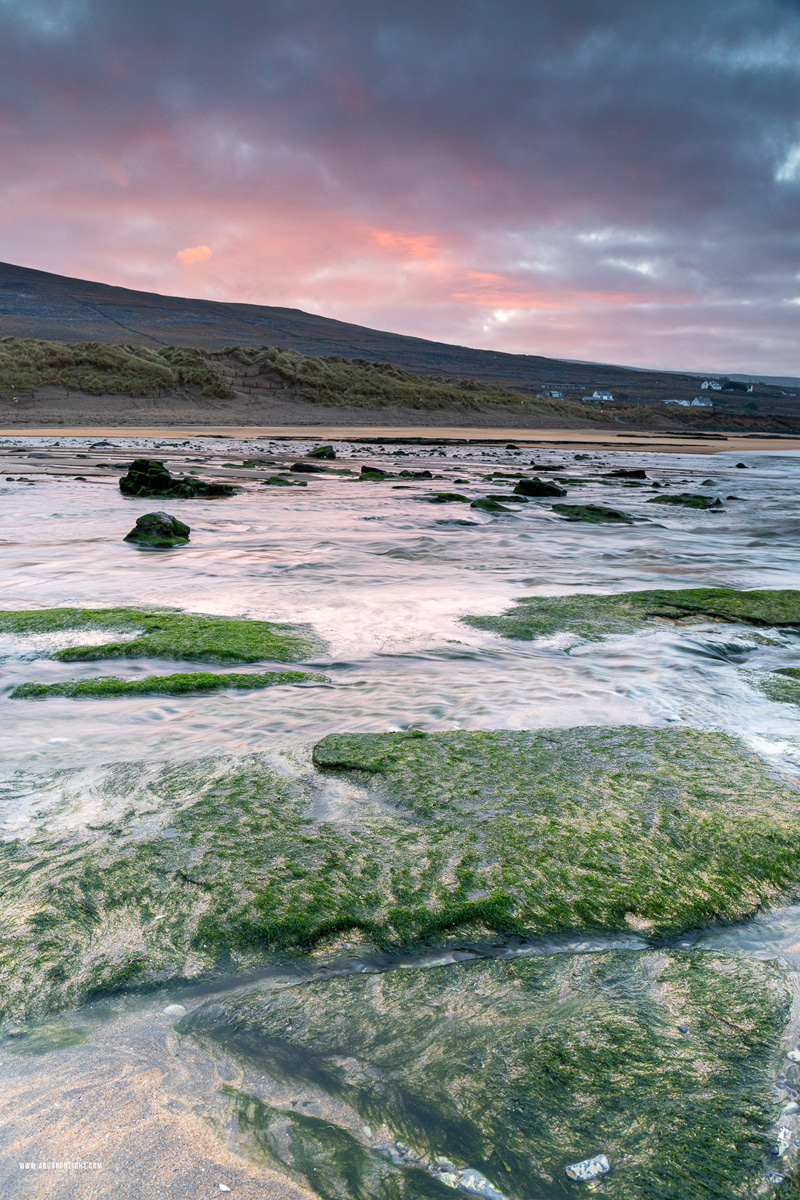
[736,462,748,468]
[262,476,307,487]
[551,503,634,524]
[162,1003,187,1016]
[123,512,190,547]
[486,493,527,503]
[307,444,336,459]
[289,462,328,473]
[399,469,433,479]
[119,459,236,499]
[426,492,471,503]
[565,1154,610,1182]
[360,466,394,480]
[514,477,567,497]
[605,467,647,479]
[471,497,511,512]
[647,493,723,509]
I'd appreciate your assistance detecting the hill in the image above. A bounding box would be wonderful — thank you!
[0,261,797,430]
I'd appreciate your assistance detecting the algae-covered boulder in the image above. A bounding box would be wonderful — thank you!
[605,467,647,479]
[307,444,337,459]
[119,458,237,499]
[290,462,328,474]
[425,492,470,503]
[647,493,723,509]
[123,511,190,547]
[551,503,634,524]
[4,726,800,1022]
[180,950,790,1200]
[463,586,800,643]
[513,477,566,497]
[749,666,800,708]
[262,475,307,487]
[360,466,394,480]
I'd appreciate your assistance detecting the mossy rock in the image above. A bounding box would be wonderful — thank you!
[0,606,323,663]
[551,503,635,524]
[123,510,190,548]
[425,493,470,504]
[361,467,393,480]
[119,458,237,499]
[514,477,566,497]
[11,669,328,699]
[262,476,308,487]
[470,498,511,513]
[180,950,790,1200]
[647,493,723,509]
[748,667,800,708]
[463,586,800,643]
[4,726,800,1021]
[307,445,337,460]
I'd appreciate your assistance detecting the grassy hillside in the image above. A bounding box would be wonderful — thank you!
[0,338,234,397]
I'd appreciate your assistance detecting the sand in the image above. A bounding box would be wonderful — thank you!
[1,423,799,453]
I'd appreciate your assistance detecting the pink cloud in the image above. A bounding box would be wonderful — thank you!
[176,244,213,265]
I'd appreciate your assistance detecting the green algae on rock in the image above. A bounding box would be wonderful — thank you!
[119,458,237,499]
[424,493,470,504]
[123,511,190,547]
[179,950,790,1200]
[470,497,512,513]
[748,667,800,708]
[551,503,635,524]
[647,493,723,509]
[4,726,800,1022]
[262,475,308,487]
[463,586,800,643]
[0,606,322,662]
[11,669,329,700]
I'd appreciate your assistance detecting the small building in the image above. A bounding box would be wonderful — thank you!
[691,397,713,407]
[701,380,722,391]
[663,399,691,406]
[542,390,563,398]
[581,390,614,403]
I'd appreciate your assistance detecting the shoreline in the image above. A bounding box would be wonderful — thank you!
[2,424,799,453]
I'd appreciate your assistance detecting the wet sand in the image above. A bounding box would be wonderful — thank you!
[2,424,799,453]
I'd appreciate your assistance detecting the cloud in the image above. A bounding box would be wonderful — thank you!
[176,244,212,265]
[0,0,799,373]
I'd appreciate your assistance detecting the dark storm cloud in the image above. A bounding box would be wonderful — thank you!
[0,0,799,371]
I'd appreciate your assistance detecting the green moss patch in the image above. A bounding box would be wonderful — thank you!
[647,493,723,509]
[463,586,800,643]
[181,950,790,1200]
[0,606,323,663]
[748,667,800,708]
[11,669,328,699]
[551,503,635,524]
[5,726,800,1023]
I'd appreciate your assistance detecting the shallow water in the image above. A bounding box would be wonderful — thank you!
[2,434,800,1195]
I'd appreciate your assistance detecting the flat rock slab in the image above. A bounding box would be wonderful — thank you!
[179,949,790,1200]
[463,586,800,642]
[3,726,799,1021]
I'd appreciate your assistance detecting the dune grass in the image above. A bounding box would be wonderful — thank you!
[0,338,234,397]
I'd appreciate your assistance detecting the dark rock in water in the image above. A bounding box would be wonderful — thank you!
[425,492,471,503]
[307,444,336,459]
[736,462,748,468]
[487,493,528,503]
[515,477,567,497]
[505,442,519,449]
[551,503,635,524]
[360,466,394,480]
[399,469,433,479]
[647,493,723,510]
[471,497,512,512]
[605,467,647,479]
[289,462,327,473]
[119,459,236,499]
[262,475,307,487]
[124,512,190,547]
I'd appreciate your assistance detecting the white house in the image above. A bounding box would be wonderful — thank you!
[581,390,614,402]
[691,397,713,407]
[701,380,722,391]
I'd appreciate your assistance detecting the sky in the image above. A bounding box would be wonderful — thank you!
[1,0,800,374]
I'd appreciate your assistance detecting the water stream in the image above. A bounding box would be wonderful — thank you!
[1,434,800,1196]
